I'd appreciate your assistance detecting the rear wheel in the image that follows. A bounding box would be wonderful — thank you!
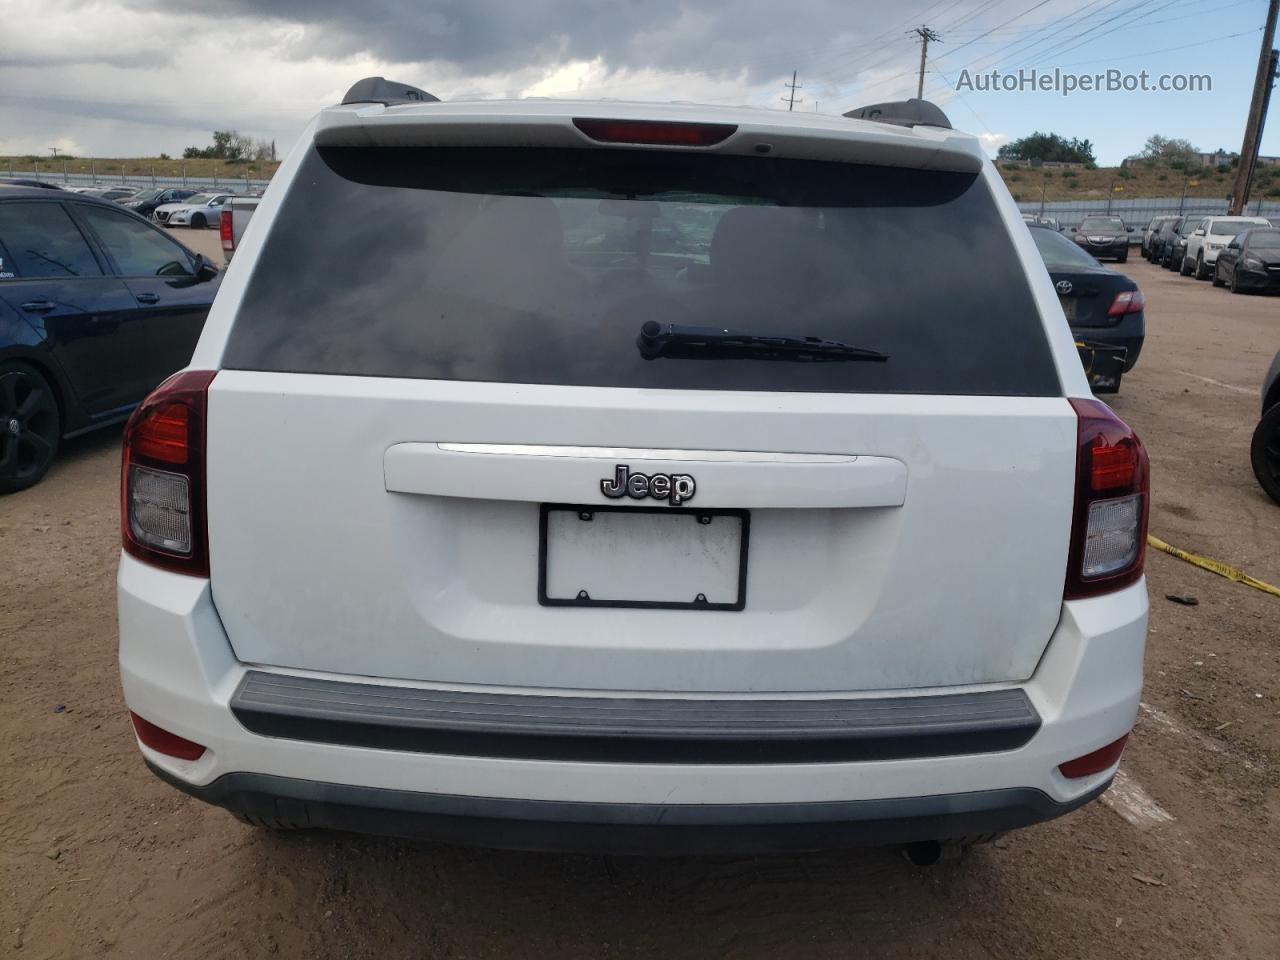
[230,811,309,831]
[1252,404,1280,505]
[0,361,61,494]
[191,213,206,229]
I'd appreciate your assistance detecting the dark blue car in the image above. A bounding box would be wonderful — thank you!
[0,185,221,492]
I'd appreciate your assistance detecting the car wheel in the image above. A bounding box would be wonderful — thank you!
[0,361,61,494]
[1230,267,1244,293]
[1194,253,1209,280]
[1179,255,1192,276]
[191,213,206,229]
[1252,403,1280,505]
[1117,251,1128,263]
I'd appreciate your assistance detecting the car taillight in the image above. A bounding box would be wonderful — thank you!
[1065,398,1149,599]
[121,370,216,577]
[1058,733,1128,778]
[1107,289,1145,316]
[130,712,207,761]
[572,118,736,147]
[219,209,234,251]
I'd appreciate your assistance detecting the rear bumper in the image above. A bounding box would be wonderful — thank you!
[118,553,1147,852]
[147,760,1110,854]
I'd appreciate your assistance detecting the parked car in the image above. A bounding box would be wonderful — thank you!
[163,194,235,229]
[1070,215,1128,262]
[0,185,221,492]
[119,188,198,219]
[1253,349,1280,503]
[118,84,1150,860]
[1183,215,1273,280]
[1213,227,1280,294]
[73,186,141,202]
[1148,216,1185,266]
[1167,226,1192,273]
[1141,216,1172,259]
[1028,223,1145,393]
[220,196,261,262]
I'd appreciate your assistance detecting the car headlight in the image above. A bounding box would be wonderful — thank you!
[1242,255,1264,269]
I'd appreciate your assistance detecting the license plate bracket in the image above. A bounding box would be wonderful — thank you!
[538,504,749,611]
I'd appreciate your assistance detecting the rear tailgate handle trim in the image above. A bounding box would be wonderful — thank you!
[385,443,907,509]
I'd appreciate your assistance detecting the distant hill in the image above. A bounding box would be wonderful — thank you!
[1,155,281,182]
[997,162,1280,203]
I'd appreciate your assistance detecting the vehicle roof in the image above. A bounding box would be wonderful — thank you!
[1208,214,1271,221]
[0,184,166,214]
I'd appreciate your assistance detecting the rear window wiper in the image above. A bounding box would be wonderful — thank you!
[636,321,889,363]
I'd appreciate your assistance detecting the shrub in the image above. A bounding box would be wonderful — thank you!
[1118,168,1135,180]
[1217,163,1232,174]
[1062,170,1078,179]
[1267,187,1280,198]
[1156,174,1167,181]
[1009,173,1022,182]
[1042,171,1055,178]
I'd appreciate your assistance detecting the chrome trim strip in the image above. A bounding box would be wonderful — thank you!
[436,443,855,464]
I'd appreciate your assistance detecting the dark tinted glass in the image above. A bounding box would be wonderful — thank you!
[77,206,193,277]
[224,146,1059,396]
[1247,230,1280,250]
[0,201,103,278]
[1031,227,1098,268]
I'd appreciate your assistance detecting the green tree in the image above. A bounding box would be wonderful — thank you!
[997,132,1095,164]
[1140,135,1198,166]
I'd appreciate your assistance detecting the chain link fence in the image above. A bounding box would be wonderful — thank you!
[3,163,270,194]
[1017,196,1280,231]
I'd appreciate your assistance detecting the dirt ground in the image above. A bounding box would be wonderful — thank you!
[1,253,1277,960]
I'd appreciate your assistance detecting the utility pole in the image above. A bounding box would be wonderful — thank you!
[1229,0,1279,215]
[48,147,60,158]
[782,70,802,111]
[912,26,943,100]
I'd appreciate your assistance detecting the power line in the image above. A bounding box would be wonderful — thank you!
[782,70,803,110]
[911,26,944,98]
[934,0,1057,63]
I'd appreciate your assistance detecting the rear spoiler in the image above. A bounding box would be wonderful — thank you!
[843,99,952,129]
[314,103,982,174]
[342,76,439,107]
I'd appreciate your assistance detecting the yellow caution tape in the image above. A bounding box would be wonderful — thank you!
[1147,535,1280,599]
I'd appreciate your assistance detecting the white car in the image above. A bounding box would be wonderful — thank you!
[117,79,1150,860]
[155,193,231,228]
[1183,215,1273,279]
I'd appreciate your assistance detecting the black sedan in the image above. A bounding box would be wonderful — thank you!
[1029,224,1145,393]
[118,187,198,219]
[1254,349,1280,504]
[1069,215,1129,262]
[1213,228,1280,294]
[0,185,220,492]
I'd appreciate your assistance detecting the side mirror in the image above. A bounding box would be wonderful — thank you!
[1194,229,1205,236]
[192,253,218,280]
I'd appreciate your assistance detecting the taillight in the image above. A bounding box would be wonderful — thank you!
[572,118,736,147]
[121,370,216,577]
[219,208,234,252]
[1106,289,1145,317]
[1065,398,1150,599]
[130,712,207,761]
[1059,734,1128,778]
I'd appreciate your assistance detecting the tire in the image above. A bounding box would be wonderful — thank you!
[1212,264,1226,287]
[1252,403,1280,505]
[0,361,61,494]
[190,213,206,229]
[1179,255,1192,276]
[1194,253,1210,281]
[1230,267,1244,294]
[1117,251,1128,264]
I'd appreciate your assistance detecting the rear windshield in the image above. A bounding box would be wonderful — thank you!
[223,145,1059,396]
[1030,227,1098,268]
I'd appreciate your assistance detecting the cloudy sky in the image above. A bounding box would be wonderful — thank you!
[1,0,1276,166]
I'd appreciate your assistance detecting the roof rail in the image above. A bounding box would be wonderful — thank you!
[843,99,951,130]
[341,76,440,107]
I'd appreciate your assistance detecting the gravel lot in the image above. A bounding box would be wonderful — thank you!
[1,255,1277,959]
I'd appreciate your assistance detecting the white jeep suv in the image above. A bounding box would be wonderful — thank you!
[117,78,1150,858]
[1183,215,1273,279]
